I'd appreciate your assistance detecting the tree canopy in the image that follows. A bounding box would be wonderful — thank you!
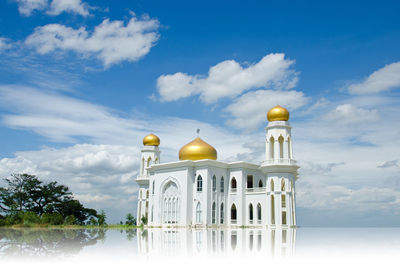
[0,174,100,226]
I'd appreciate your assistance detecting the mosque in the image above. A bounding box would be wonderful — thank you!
[136,105,299,227]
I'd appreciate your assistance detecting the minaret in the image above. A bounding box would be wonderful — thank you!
[136,133,160,225]
[261,105,299,227]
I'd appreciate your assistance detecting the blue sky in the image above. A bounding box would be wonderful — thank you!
[0,0,400,226]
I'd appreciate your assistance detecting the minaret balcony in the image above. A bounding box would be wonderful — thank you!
[262,159,297,166]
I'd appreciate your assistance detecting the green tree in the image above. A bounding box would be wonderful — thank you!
[30,181,72,216]
[125,213,136,226]
[0,174,41,213]
[97,210,106,226]
[0,174,99,226]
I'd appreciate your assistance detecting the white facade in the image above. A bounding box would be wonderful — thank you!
[136,119,299,227]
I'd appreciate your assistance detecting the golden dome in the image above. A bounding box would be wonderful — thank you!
[179,137,217,161]
[143,133,160,146]
[267,105,290,122]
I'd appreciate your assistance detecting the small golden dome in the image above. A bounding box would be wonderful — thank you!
[267,105,290,122]
[143,133,160,146]
[179,137,217,161]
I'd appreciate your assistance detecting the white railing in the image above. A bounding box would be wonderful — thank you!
[263,159,297,166]
[246,187,266,193]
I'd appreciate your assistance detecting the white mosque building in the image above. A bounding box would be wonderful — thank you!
[136,105,299,227]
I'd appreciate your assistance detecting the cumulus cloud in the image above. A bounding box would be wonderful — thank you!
[157,53,299,103]
[47,0,89,16]
[348,62,400,94]
[225,89,308,130]
[25,15,160,67]
[324,104,379,125]
[14,0,47,16]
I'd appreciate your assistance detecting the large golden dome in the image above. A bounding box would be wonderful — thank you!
[143,133,160,146]
[267,105,290,122]
[179,137,217,161]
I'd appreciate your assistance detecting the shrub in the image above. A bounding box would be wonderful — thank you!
[41,213,64,225]
[22,211,40,226]
[64,215,76,225]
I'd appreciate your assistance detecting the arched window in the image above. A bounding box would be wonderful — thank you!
[231,177,237,191]
[212,175,216,192]
[271,195,275,225]
[270,179,275,192]
[152,181,155,195]
[196,202,202,223]
[146,190,149,199]
[212,202,216,224]
[197,175,203,192]
[257,203,262,221]
[249,203,254,222]
[147,157,152,167]
[162,181,180,224]
[231,204,237,223]
[220,203,224,224]
[269,136,275,159]
[258,179,263,188]
[220,177,224,192]
[278,135,284,159]
[281,178,285,191]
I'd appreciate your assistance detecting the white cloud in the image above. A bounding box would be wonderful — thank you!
[14,0,91,16]
[25,16,160,67]
[14,0,48,16]
[225,89,308,130]
[0,38,12,51]
[348,62,400,94]
[157,53,299,103]
[324,104,379,125]
[47,0,89,16]
[0,144,140,222]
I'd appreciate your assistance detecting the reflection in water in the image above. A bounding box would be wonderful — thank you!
[137,228,296,257]
[0,228,106,258]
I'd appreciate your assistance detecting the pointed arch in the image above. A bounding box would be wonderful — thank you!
[278,135,284,159]
[231,203,237,223]
[257,203,262,221]
[231,177,237,191]
[281,178,286,191]
[220,177,224,192]
[212,175,216,192]
[152,180,155,195]
[147,156,152,167]
[258,179,263,188]
[197,175,203,192]
[249,203,254,222]
[270,179,275,192]
[269,136,275,159]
